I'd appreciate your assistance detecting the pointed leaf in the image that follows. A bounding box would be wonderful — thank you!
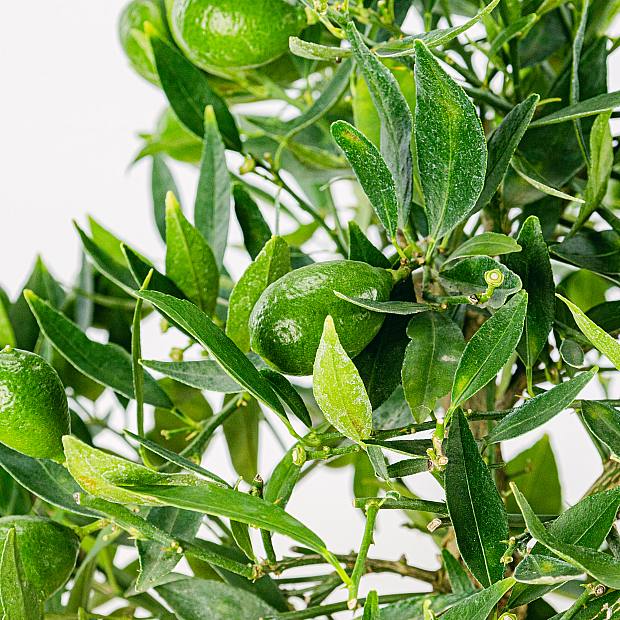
[414,39,487,241]
[441,549,476,596]
[151,155,178,240]
[137,291,284,415]
[260,369,312,427]
[122,243,186,298]
[24,291,172,409]
[446,410,509,587]
[581,400,620,458]
[334,292,429,316]
[142,359,245,393]
[441,578,515,620]
[222,395,260,482]
[447,233,522,263]
[362,590,380,619]
[331,121,399,240]
[194,106,232,269]
[529,90,620,127]
[233,185,271,260]
[514,554,582,585]
[313,316,373,443]
[347,221,391,269]
[451,291,528,408]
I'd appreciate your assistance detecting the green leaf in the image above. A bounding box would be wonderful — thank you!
[24,291,172,409]
[365,444,389,482]
[486,368,596,443]
[505,216,555,375]
[440,578,515,620]
[451,291,528,409]
[263,448,302,509]
[157,578,275,620]
[288,37,349,61]
[440,256,522,309]
[141,359,245,393]
[386,458,429,478]
[512,483,620,589]
[260,369,312,427]
[441,549,476,596]
[233,185,271,261]
[445,410,509,587]
[529,90,620,127]
[137,291,285,415]
[362,590,380,619]
[151,155,179,240]
[557,294,620,370]
[514,554,582,585]
[136,508,202,592]
[122,243,185,298]
[0,529,42,620]
[510,156,585,203]
[474,94,540,212]
[226,236,290,352]
[331,121,399,240]
[344,21,413,222]
[402,312,465,422]
[581,400,620,458]
[0,444,100,518]
[447,233,522,263]
[194,106,232,269]
[571,112,613,232]
[313,315,373,443]
[347,221,391,269]
[414,39,487,242]
[222,395,260,482]
[552,229,620,283]
[0,292,15,349]
[334,292,429,316]
[150,36,241,150]
[505,436,562,516]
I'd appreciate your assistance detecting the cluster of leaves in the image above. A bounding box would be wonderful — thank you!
[2,0,620,618]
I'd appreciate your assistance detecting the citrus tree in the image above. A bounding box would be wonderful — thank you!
[1,0,620,618]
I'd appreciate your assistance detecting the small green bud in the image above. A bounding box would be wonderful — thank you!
[484,268,505,288]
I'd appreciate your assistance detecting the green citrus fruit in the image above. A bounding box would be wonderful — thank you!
[167,0,308,70]
[0,516,80,600]
[249,260,393,376]
[0,348,70,462]
[119,0,169,84]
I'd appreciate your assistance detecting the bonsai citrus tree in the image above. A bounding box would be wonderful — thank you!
[1,0,620,618]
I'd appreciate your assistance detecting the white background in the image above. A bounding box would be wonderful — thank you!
[1,2,619,616]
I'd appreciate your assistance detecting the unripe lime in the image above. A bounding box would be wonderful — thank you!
[249,260,393,376]
[167,0,308,70]
[0,516,80,600]
[119,0,168,84]
[0,348,70,462]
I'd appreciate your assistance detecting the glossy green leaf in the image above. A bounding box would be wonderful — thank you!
[505,436,562,516]
[25,291,172,409]
[344,21,412,222]
[552,230,620,283]
[445,410,508,587]
[151,154,178,240]
[136,508,202,592]
[505,216,555,373]
[557,294,620,370]
[581,400,620,458]
[440,256,522,309]
[331,121,399,240]
[0,292,15,350]
[260,369,312,427]
[572,112,613,232]
[222,395,260,482]
[226,236,290,352]
[441,578,515,620]
[510,156,585,203]
[0,529,42,619]
[122,243,185,299]
[414,39,487,241]
[138,291,284,415]
[514,554,582,585]
[194,106,232,269]
[157,578,275,620]
[386,458,429,478]
[347,221,391,269]
[529,90,620,127]
[233,185,271,261]
[474,94,540,212]
[441,549,476,596]
[141,359,244,393]
[334,292,429,315]
[451,291,528,408]
[402,312,464,422]
[486,368,596,443]
[362,590,380,619]
[447,233,521,263]
[378,593,465,619]
[263,448,301,509]
[313,315,373,443]
[150,36,241,150]
[288,37,348,61]
[587,300,620,335]
[512,483,620,588]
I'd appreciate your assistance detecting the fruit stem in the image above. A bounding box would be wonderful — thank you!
[389,264,412,285]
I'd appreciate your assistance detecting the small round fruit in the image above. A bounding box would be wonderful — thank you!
[0,348,70,462]
[249,260,393,376]
[0,516,80,600]
[167,0,308,70]
[119,0,168,84]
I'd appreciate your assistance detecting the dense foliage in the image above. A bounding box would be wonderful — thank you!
[1,0,620,618]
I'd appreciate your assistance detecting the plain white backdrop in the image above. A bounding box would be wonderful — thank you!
[1,3,619,615]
